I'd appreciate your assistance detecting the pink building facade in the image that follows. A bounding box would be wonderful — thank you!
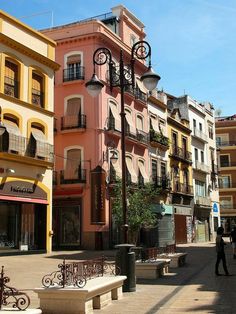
[43,5,161,249]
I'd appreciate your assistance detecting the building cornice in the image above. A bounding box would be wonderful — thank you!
[0,33,60,71]
[167,116,192,134]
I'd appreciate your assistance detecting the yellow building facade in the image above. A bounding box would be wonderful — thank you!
[0,10,59,253]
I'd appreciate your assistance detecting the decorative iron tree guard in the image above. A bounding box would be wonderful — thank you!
[42,257,120,288]
[0,266,30,310]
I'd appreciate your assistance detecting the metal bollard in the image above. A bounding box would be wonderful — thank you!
[115,244,136,292]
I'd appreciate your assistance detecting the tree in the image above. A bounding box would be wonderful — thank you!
[111,180,159,245]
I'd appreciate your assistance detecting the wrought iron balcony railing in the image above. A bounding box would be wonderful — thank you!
[217,141,236,147]
[152,175,170,190]
[63,67,85,82]
[60,169,86,184]
[4,76,19,98]
[172,182,193,195]
[150,129,169,148]
[61,114,86,130]
[219,181,236,189]
[136,130,149,144]
[170,145,192,163]
[220,204,236,209]
[220,162,236,167]
[0,133,54,162]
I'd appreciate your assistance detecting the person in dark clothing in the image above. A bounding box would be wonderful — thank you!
[230,226,236,259]
[215,226,229,276]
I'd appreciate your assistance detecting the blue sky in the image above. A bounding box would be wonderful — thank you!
[1,0,235,116]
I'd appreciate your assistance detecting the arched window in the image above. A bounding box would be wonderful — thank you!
[108,101,121,131]
[138,159,149,185]
[62,97,82,129]
[32,71,44,108]
[125,155,137,184]
[4,59,19,98]
[64,148,82,181]
[29,123,52,161]
[64,53,84,81]
[136,115,143,131]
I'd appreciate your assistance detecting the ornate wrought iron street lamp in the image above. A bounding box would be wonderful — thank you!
[86,41,160,243]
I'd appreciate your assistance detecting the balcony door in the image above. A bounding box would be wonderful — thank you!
[64,97,81,129]
[65,148,81,180]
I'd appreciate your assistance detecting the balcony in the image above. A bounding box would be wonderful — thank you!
[172,182,193,195]
[217,140,236,147]
[0,133,53,163]
[63,67,85,82]
[134,88,147,103]
[219,181,236,189]
[192,128,208,142]
[193,161,210,173]
[150,129,169,150]
[60,169,86,184]
[195,195,211,207]
[61,114,86,131]
[152,175,170,190]
[136,130,149,145]
[4,76,19,98]
[106,117,120,133]
[221,204,235,210]
[220,162,236,168]
[170,145,192,163]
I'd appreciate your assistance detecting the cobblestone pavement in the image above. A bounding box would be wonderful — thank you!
[1,239,236,313]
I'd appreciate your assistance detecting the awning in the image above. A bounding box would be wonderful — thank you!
[125,110,136,135]
[109,102,121,131]
[31,128,49,158]
[125,156,137,183]
[150,115,159,132]
[111,159,122,178]
[4,121,25,154]
[0,195,48,204]
[138,160,149,183]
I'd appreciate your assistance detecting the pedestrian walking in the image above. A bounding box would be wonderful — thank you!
[215,226,229,276]
[230,226,236,259]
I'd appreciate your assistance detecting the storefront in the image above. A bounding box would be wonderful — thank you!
[0,180,48,253]
[52,198,82,249]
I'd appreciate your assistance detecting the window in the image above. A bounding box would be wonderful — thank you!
[159,118,165,133]
[172,132,178,147]
[195,180,206,197]
[201,151,204,163]
[220,197,232,209]
[65,148,81,180]
[193,119,196,128]
[108,101,121,131]
[195,148,198,161]
[199,122,202,131]
[125,156,137,183]
[220,155,230,167]
[150,114,159,132]
[29,124,52,161]
[151,159,158,181]
[63,97,82,129]
[32,72,44,108]
[136,115,143,131]
[182,137,187,155]
[125,109,136,135]
[138,160,149,185]
[219,176,231,188]
[2,115,25,155]
[64,54,84,81]
[208,124,213,139]
[4,60,19,98]
[161,162,166,177]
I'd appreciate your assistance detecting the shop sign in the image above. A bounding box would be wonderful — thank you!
[90,166,106,224]
[0,180,47,200]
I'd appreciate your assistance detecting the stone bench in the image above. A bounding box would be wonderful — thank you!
[157,252,187,268]
[135,260,170,279]
[34,275,126,314]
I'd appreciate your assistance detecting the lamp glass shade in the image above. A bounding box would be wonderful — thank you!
[141,66,160,91]
[85,74,104,97]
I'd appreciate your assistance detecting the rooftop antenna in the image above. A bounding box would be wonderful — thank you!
[19,11,54,28]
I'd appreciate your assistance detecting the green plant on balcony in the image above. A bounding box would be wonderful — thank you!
[150,128,169,147]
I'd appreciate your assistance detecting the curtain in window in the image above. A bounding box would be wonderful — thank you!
[64,98,81,128]
[65,149,81,180]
